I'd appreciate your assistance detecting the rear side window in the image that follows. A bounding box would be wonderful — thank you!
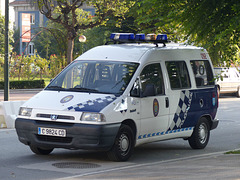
[166,61,191,89]
[191,60,214,87]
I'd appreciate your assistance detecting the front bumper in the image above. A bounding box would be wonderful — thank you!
[15,118,121,151]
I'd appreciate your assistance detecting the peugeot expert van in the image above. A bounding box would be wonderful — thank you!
[15,33,219,161]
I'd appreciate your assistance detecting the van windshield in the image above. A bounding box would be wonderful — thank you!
[46,60,139,95]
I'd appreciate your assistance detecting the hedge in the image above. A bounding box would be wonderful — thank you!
[0,80,45,89]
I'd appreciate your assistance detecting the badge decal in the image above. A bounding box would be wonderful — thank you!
[60,95,74,103]
[50,115,58,120]
[153,98,159,117]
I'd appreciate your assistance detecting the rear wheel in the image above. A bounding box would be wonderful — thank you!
[217,86,220,98]
[188,117,210,149]
[236,86,240,97]
[107,124,134,161]
[30,145,54,155]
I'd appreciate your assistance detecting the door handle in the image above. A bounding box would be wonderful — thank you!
[165,97,169,108]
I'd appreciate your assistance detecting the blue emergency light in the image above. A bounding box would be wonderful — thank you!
[110,33,117,40]
[157,34,168,41]
[109,33,168,46]
[110,33,135,41]
[135,34,145,41]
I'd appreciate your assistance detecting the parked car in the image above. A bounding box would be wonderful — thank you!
[214,67,240,97]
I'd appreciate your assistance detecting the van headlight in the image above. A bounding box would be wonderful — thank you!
[19,107,32,117]
[80,112,106,122]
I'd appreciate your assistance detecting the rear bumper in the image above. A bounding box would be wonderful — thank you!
[15,118,121,151]
[211,119,219,130]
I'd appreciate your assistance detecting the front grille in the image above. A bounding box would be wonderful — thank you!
[35,120,73,127]
[36,135,72,143]
[36,114,75,120]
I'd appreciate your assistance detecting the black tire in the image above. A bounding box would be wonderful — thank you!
[217,86,220,98]
[107,124,134,161]
[188,117,210,149]
[236,86,240,97]
[30,145,54,155]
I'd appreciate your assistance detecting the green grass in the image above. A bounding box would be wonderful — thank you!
[225,150,240,154]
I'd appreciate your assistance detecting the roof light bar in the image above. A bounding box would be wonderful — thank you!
[157,34,168,41]
[135,34,145,41]
[146,34,157,41]
[110,33,117,40]
[109,33,169,45]
[110,33,135,41]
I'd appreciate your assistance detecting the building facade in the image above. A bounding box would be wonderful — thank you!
[10,0,47,55]
[0,0,15,28]
[10,0,95,56]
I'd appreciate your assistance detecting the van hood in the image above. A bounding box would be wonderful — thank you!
[23,90,117,112]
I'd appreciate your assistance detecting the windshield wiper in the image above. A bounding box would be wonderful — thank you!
[46,86,65,91]
[68,87,99,93]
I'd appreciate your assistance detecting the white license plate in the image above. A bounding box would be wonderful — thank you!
[38,127,66,137]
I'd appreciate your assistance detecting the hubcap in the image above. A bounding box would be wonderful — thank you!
[119,134,129,152]
[199,123,207,144]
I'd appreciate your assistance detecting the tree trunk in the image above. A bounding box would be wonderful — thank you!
[67,38,74,65]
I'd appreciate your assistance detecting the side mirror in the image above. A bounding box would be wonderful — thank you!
[130,77,140,97]
[130,87,140,97]
[142,84,155,97]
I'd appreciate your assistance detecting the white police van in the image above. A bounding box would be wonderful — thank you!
[15,33,219,161]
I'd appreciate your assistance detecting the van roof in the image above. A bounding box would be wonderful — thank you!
[76,43,204,63]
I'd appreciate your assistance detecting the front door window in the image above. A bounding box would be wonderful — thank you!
[136,63,169,139]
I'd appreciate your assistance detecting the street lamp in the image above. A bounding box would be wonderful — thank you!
[79,35,86,55]
[79,35,86,43]
[4,0,9,101]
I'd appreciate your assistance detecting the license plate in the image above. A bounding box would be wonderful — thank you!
[38,127,66,137]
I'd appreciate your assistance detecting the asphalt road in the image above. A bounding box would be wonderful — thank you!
[0,94,240,179]
[0,89,42,101]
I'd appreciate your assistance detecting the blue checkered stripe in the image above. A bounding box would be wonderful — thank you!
[138,127,193,139]
[169,90,193,130]
[67,95,117,112]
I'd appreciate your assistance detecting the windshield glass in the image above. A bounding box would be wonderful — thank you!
[46,60,139,95]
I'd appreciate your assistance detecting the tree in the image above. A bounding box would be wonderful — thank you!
[0,12,5,54]
[129,0,178,35]
[177,0,240,65]
[133,0,240,66]
[12,28,20,55]
[33,24,67,59]
[0,12,13,55]
[35,0,134,64]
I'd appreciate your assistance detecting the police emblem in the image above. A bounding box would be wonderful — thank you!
[60,95,74,103]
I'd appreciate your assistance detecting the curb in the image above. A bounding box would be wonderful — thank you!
[0,88,43,93]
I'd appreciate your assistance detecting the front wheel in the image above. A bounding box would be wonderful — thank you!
[30,145,54,155]
[188,117,210,149]
[107,124,134,161]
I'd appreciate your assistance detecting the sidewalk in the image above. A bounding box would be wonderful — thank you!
[63,151,240,180]
[0,89,42,128]
[147,152,240,180]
